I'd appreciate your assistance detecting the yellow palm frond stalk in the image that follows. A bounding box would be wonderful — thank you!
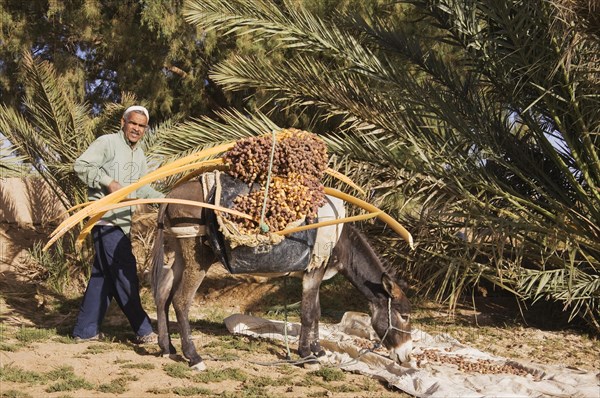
[74,198,253,248]
[44,154,230,251]
[44,131,374,251]
[324,168,366,195]
[324,187,414,249]
[275,211,383,235]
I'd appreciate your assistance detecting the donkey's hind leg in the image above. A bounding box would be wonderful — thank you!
[154,250,183,357]
[172,237,211,371]
[154,248,180,357]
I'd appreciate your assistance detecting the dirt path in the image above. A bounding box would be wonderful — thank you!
[1,223,599,397]
[0,275,404,398]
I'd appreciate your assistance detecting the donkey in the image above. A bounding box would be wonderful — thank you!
[151,178,412,371]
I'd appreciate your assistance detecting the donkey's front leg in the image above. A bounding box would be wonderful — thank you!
[299,266,327,360]
[172,238,210,371]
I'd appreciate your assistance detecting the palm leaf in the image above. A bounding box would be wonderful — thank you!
[182,0,600,329]
[0,144,29,178]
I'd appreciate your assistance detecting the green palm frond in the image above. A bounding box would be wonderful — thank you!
[185,0,385,77]
[151,108,280,159]
[518,266,600,325]
[0,144,29,178]
[0,52,95,208]
[146,109,281,188]
[183,0,600,329]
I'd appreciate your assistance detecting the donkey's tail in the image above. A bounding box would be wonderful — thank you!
[151,202,169,303]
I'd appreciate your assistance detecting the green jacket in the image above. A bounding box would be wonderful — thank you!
[74,130,164,235]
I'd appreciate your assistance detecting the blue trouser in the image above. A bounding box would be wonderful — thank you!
[72,225,153,339]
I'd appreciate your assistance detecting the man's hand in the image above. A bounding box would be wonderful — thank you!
[107,180,123,193]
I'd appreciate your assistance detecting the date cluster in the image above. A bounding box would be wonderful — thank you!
[223,129,328,233]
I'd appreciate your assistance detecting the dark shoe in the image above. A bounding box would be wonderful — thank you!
[133,332,157,345]
[73,333,104,342]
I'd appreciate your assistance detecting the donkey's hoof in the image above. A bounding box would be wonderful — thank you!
[163,353,179,360]
[190,361,207,372]
[161,350,177,359]
[314,349,326,357]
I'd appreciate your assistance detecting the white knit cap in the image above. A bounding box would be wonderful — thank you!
[123,105,149,122]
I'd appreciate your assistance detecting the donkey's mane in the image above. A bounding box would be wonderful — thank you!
[346,224,400,279]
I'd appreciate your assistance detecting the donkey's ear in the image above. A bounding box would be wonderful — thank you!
[381,273,404,299]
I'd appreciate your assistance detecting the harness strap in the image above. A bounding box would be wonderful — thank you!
[164,225,207,239]
[375,298,411,349]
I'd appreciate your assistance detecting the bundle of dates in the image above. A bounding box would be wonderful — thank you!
[223,129,327,233]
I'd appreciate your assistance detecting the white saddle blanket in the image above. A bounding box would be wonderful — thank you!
[310,195,345,270]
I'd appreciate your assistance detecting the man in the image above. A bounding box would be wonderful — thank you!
[72,105,163,343]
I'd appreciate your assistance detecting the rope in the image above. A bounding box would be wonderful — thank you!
[283,275,292,360]
[249,355,319,367]
[243,300,412,369]
[259,130,277,233]
[330,298,412,368]
[379,297,412,343]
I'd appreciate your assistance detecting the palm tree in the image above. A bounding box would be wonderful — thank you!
[0,52,160,210]
[178,0,599,330]
[0,52,95,209]
[0,52,160,290]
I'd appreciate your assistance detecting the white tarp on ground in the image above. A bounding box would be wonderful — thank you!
[224,312,599,397]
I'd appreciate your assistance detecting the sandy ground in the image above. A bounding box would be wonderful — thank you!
[1,222,599,397]
[0,222,408,397]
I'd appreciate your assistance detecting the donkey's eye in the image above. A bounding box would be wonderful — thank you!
[399,313,410,322]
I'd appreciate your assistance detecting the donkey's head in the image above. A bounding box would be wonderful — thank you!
[370,273,412,364]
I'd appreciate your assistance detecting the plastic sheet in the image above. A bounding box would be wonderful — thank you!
[224,313,599,397]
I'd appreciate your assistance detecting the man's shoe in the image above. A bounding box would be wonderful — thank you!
[133,332,158,345]
[73,333,104,342]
